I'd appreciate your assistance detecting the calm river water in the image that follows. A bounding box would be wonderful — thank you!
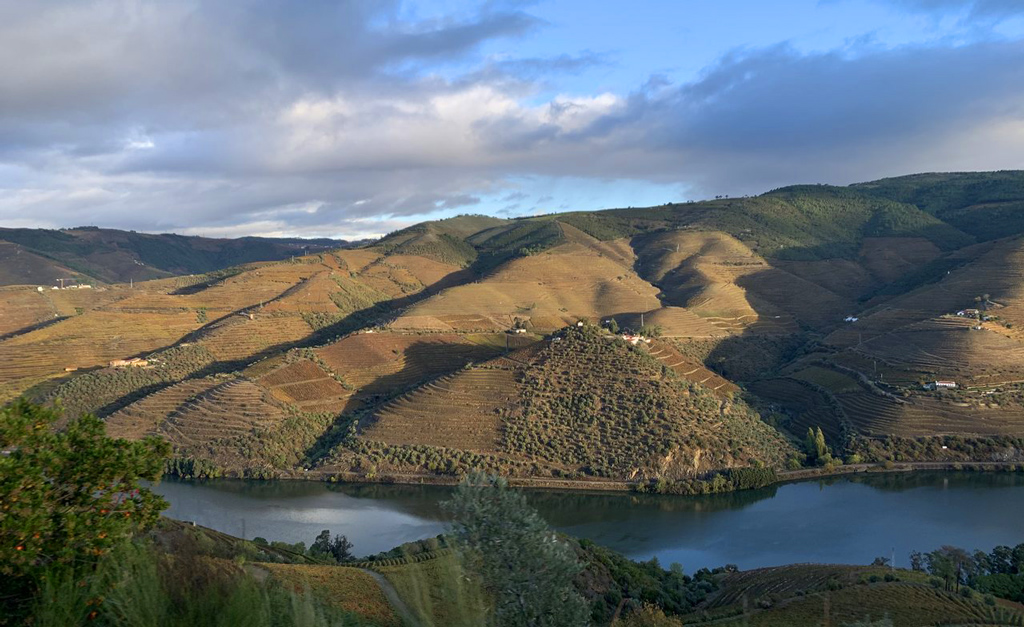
[154,472,1024,572]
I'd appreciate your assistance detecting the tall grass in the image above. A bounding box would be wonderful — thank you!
[374,552,489,626]
[29,542,361,627]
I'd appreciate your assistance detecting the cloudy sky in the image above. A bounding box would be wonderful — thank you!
[1,0,1022,239]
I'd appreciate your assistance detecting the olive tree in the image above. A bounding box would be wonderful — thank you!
[443,473,590,627]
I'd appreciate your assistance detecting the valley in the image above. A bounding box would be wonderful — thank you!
[4,172,1024,489]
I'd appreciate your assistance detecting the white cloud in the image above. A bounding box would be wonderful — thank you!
[0,1,1022,238]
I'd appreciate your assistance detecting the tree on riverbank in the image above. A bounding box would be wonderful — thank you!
[805,426,833,465]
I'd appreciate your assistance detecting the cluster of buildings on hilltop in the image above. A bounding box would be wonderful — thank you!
[38,284,92,291]
[108,357,149,368]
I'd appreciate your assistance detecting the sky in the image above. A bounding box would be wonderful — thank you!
[1,0,1023,240]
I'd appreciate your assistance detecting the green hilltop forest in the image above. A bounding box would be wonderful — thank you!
[4,171,1024,489]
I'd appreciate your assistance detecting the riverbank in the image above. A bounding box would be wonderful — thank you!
[776,460,1024,485]
[169,459,1024,495]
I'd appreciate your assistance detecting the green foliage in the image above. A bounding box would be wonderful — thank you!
[577,538,717,622]
[47,343,216,419]
[640,467,778,496]
[376,227,479,267]
[555,213,648,241]
[0,400,169,620]
[503,326,792,479]
[443,473,591,627]
[473,220,566,260]
[854,171,1024,241]
[804,426,832,466]
[309,529,354,563]
[165,456,223,480]
[373,551,488,626]
[638,324,663,338]
[847,434,1024,464]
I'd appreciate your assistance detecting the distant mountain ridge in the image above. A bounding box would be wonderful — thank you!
[0,226,354,286]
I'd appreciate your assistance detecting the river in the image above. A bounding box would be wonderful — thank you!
[154,471,1024,572]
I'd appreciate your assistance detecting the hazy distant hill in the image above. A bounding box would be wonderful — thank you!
[0,226,353,286]
[6,171,1024,485]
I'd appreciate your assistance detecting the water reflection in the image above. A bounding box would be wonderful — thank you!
[154,472,1024,571]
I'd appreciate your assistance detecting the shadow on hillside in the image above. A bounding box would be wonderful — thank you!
[0,314,70,342]
[91,269,481,418]
[299,337,508,465]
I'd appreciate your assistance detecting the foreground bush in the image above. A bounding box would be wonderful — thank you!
[0,400,169,622]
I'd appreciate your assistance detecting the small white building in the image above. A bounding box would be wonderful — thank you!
[621,333,651,345]
[924,381,957,390]
[844,316,859,322]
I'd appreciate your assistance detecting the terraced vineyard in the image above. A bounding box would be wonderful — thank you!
[835,391,905,436]
[9,172,1024,479]
[688,565,1024,626]
[0,288,59,337]
[258,358,356,414]
[791,365,864,394]
[853,319,1024,385]
[316,332,504,396]
[704,564,891,609]
[647,339,737,394]
[199,314,314,362]
[155,379,292,462]
[705,583,1024,626]
[400,234,662,333]
[105,377,226,439]
[0,309,199,403]
[898,396,1024,436]
[261,271,343,314]
[747,378,843,440]
[362,367,518,452]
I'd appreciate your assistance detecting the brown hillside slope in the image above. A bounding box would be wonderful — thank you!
[25,249,472,417]
[0,241,82,287]
[315,331,505,396]
[631,230,845,332]
[327,325,792,482]
[824,236,1024,385]
[394,233,660,332]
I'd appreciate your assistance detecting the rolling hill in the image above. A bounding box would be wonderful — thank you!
[0,226,352,286]
[5,171,1024,484]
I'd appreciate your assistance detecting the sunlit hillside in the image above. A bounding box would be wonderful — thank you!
[5,171,1024,482]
